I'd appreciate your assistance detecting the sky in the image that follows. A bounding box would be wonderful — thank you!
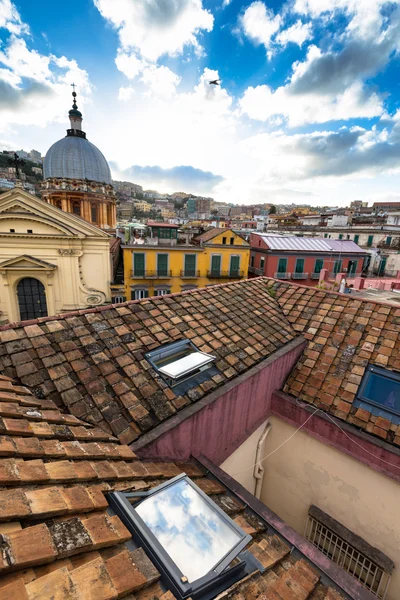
[1,0,400,206]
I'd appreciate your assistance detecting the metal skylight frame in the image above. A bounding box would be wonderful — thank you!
[145,339,216,388]
[357,364,400,417]
[107,474,253,600]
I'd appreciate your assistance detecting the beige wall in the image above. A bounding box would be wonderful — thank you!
[258,416,400,600]
[221,420,269,496]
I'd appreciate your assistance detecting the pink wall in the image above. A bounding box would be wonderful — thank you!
[133,339,306,464]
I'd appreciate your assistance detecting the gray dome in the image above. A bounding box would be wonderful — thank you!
[44,135,111,184]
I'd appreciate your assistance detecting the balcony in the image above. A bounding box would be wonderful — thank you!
[274,272,291,279]
[207,270,244,279]
[291,273,309,280]
[180,270,200,278]
[311,272,322,280]
[248,266,264,276]
[130,270,172,279]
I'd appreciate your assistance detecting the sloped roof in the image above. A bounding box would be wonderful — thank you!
[0,279,297,445]
[260,236,364,253]
[193,227,249,244]
[0,375,354,599]
[269,279,400,446]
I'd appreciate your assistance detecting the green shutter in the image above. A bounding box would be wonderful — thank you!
[378,257,387,276]
[157,254,168,276]
[333,260,342,274]
[354,235,359,244]
[348,260,358,275]
[277,258,287,273]
[133,253,145,276]
[184,254,196,276]
[367,235,373,247]
[386,236,392,245]
[230,256,240,276]
[314,259,323,274]
[295,258,304,273]
[211,255,221,276]
[338,234,343,240]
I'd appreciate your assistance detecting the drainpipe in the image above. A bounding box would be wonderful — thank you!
[254,421,271,500]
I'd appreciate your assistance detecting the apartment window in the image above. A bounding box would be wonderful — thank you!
[132,289,148,300]
[230,237,234,245]
[295,258,304,273]
[338,234,343,240]
[347,234,350,240]
[305,506,393,599]
[155,289,169,296]
[333,259,342,274]
[145,339,216,388]
[357,365,400,417]
[230,256,240,277]
[184,254,196,277]
[250,255,255,268]
[222,237,227,245]
[133,253,145,276]
[107,475,252,600]
[157,254,169,276]
[324,233,328,238]
[277,258,287,273]
[314,258,323,274]
[260,257,265,272]
[354,234,359,244]
[367,235,374,247]
[386,236,392,245]
[378,257,387,276]
[112,296,126,304]
[9,229,15,233]
[347,260,358,275]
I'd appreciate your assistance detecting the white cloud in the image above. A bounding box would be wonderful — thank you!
[240,1,281,53]
[140,65,181,99]
[118,86,135,101]
[115,51,144,80]
[0,0,29,35]
[276,20,312,47]
[93,0,214,62]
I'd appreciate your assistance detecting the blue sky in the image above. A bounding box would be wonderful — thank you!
[1,0,400,205]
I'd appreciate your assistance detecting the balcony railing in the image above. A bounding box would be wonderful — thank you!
[248,266,264,276]
[274,272,291,279]
[311,272,322,280]
[291,273,309,280]
[130,270,172,279]
[207,270,244,279]
[180,270,200,278]
[329,272,357,279]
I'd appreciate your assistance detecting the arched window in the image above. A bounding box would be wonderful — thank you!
[72,201,81,216]
[55,200,62,209]
[91,203,98,223]
[17,278,48,321]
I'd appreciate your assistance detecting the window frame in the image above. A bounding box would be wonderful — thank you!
[277,257,287,273]
[106,474,252,600]
[184,254,197,277]
[295,258,305,273]
[357,364,400,417]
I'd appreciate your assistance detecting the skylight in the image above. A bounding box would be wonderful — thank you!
[357,365,400,417]
[107,474,253,600]
[145,340,216,388]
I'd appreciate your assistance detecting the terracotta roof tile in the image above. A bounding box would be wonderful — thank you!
[0,279,297,444]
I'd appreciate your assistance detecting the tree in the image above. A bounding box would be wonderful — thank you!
[269,205,277,214]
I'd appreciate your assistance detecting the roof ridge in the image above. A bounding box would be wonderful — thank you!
[0,277,275,331]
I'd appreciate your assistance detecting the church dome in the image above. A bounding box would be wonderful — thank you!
[44,136,112,184]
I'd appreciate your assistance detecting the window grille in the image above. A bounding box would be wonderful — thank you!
[305,515,392,599]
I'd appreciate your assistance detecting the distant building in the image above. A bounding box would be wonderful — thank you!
[123,225,250,299]
[249,233,367,285]
[29,149,42,163]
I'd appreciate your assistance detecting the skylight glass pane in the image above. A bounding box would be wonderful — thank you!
[135,479,242,583]
[363,372,400,414]
[158,352,214,379]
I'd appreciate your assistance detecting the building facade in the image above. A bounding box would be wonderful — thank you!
[123,225,250,299]
[42,91,116,229]
[0,186,111,322]
[249,234,367,286]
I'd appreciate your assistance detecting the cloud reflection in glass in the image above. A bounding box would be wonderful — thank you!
[136,479,242,583]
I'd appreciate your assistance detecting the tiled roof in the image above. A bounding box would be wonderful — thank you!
[0,279,297,445]
[0,375,351,599]
[269,280,400,446]
[193,227,243,243]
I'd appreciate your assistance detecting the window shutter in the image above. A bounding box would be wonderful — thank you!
[134,254,145,276]
[184,255,196,276]
[157,254,168,276]
[230,256,240,276]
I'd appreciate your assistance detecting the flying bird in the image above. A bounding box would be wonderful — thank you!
[209,79,221,85]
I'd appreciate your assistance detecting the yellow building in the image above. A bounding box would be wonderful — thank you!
[0,186,111,322]
[133,201,152,213]
[123,225,250,299]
